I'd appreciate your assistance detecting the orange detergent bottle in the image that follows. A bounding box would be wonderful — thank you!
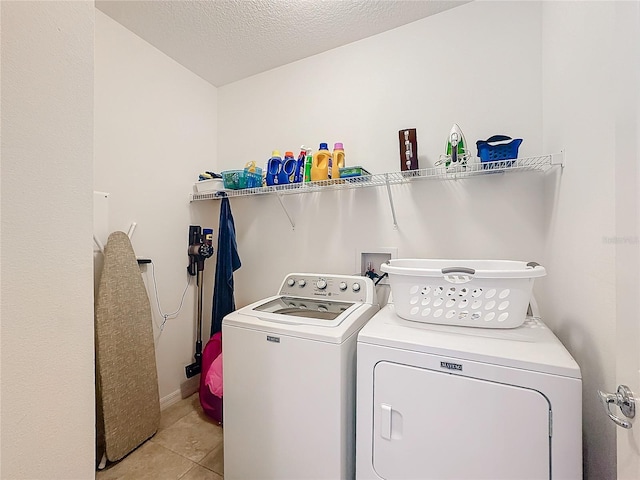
[311,142,331,181]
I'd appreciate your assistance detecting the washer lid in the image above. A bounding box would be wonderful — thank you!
[358,304,581,379]
[251,296,355,322]
[237,295,361,327]
[224,298,379,343]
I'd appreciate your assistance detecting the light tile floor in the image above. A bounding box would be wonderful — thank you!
[97,393,223,480]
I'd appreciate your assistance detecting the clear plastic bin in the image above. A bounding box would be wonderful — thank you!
[222,169,262,189]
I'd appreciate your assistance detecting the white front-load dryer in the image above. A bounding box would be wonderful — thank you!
[223,273,379,480]
[356,304,582,480]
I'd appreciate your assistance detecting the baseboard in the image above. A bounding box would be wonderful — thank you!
[160,375,200,411]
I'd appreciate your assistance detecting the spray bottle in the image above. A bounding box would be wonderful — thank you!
[295,146,308,183]
[304,149,313,182]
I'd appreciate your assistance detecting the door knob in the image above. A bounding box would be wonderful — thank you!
[598,385,636,429]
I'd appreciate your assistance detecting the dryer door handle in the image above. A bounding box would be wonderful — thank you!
[380,404,404,440]
[381,404,392,439]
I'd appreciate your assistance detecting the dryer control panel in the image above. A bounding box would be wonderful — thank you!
[279,273,375,304]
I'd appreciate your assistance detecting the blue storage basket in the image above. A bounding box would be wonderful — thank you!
[476,135,522,168]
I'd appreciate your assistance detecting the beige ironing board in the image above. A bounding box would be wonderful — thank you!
[95,231,160,463]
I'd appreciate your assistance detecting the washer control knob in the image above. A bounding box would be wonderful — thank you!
[298,279,306,287]
[287,278,295,287]
[316,279,327,290]
[352,282,361,292]
[339,282,348,291]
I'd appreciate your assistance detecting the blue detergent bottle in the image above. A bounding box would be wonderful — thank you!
[280,151,296,185]
[266,150,282,186]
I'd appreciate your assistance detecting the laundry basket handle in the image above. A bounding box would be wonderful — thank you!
[441,267,476,275]
[485,135,512,143]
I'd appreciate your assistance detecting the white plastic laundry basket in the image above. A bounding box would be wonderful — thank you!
[380,259,546,329]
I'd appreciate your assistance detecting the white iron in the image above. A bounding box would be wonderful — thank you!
[437,123,470,170]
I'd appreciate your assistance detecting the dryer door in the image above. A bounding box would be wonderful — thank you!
[373,361,550,480]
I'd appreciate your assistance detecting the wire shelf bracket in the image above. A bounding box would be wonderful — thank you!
[384,173,399,230]
[276,193,295,230]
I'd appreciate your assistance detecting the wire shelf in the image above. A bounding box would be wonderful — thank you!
[190,153,562,202]
[190,152,563,230]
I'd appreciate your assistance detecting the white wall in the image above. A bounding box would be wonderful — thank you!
[541,2,618,478]
[216,0,622,476]
[614,2,640,479]
[217,1,545,305]
[1,2,95,478]
[91,1,629,477]
[94,10,218,403]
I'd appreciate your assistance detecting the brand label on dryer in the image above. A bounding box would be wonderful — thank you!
[266,336,280,343]
[440,361,462,371]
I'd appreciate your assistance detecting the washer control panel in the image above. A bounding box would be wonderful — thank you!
[278,273,375,303]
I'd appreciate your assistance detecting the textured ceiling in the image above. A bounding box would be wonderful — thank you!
[96,0,470,87]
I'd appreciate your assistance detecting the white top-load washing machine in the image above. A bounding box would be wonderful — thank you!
[223,273,379,480]
[356,303,582,480]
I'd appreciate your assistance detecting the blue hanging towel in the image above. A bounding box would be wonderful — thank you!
[211,197,241,335]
